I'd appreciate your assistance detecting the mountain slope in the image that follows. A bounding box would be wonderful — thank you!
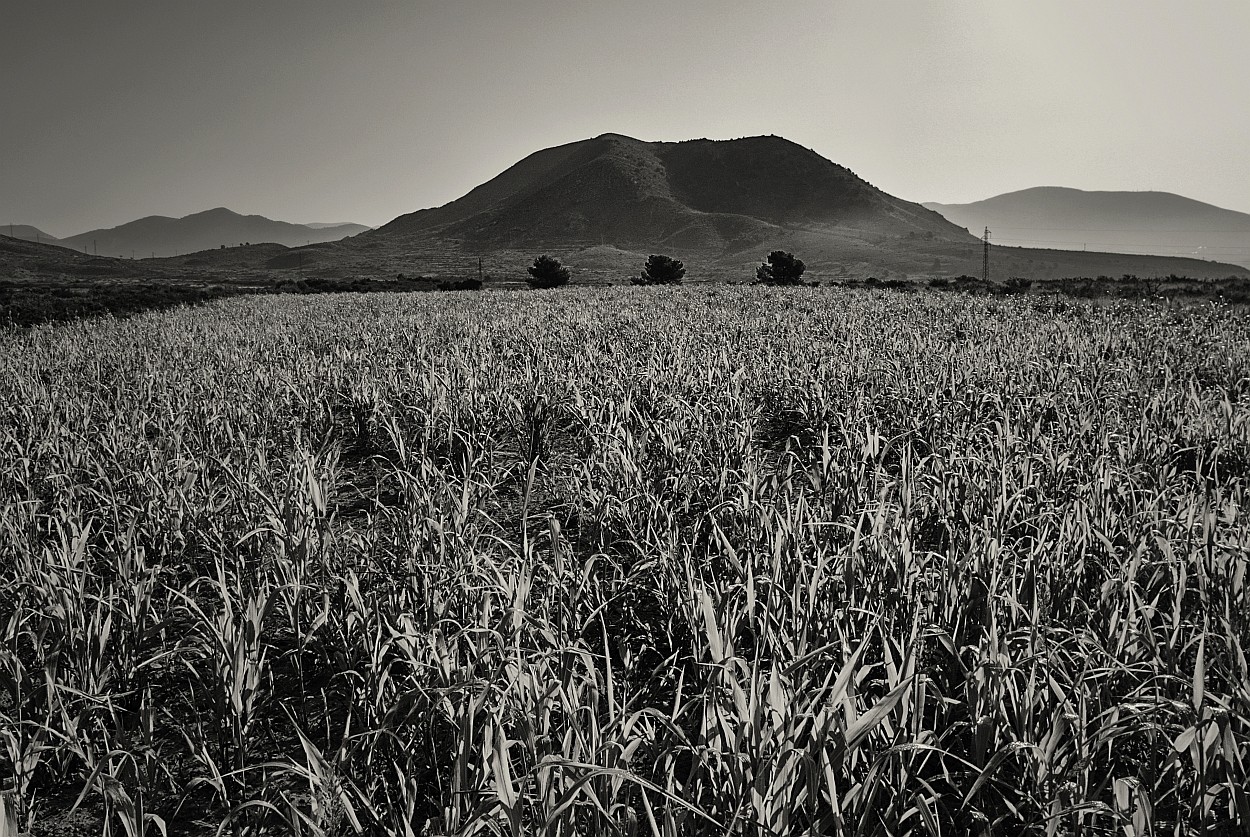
[305,222,372,231]
[925,188,1250,268]
[375,134,970,251]
[2,233,93,271]
[59,208,368,258]
[360,134,1249,281]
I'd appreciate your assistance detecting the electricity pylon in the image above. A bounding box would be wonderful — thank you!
[982,227,991,283]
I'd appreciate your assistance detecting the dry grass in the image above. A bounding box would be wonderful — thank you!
[1,286,1247,835]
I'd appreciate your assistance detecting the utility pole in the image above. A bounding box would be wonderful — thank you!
[478,256,484,284]
[94,239,98,256]
[982,226,991,284]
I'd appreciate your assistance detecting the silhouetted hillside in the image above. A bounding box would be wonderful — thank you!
[1,234,110,274]
[59,208,369,258]
[925,188,1250,269]
[361,135,1247,282]
[7,139,1247,301]
[375,134,969,250]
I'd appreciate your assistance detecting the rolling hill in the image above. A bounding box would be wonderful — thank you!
[1,233,111,276]
[376,133,966,251]
[5,137,1247,300]
[57,208,369,258]
[2,224,61,245]
[362,135,1246,282]
[924,188,1250,269]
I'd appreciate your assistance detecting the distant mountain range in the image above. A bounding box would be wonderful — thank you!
[5,138,1247,284]
[4,209,370,258]
[924,188,1250,269]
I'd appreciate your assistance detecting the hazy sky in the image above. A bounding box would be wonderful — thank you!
[4,0,1248,235]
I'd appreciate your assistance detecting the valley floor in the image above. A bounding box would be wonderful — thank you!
[1,287,1248,834]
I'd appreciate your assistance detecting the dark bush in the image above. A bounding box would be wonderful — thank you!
[632,254,686,286]
[436,278,483,291]
[526,255,571,289]
[755,250,806,285]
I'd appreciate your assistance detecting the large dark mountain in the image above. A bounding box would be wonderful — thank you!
[7,137,1245,289]
[925,188,1250,269]
[363,135,1244,281]
[376,133,967,251]
[58,208,370,258]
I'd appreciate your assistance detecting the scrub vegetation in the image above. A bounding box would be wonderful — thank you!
[632,255,686,286]
[1,286,1248,835]
[525,256,571,290]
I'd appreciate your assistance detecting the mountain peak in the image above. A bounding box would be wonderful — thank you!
[375,133,964,248]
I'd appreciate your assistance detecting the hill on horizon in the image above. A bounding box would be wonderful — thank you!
[356,135,1246,282]
[55,209,370,258]
[375,133,967,252]
[2,224,61,245]
[925,187,1250,269]
[6,138,1247,289]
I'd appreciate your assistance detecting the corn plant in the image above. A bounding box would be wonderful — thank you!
[0,287,1246,834]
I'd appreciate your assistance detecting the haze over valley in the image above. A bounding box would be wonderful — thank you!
[926,187,1250,269]
[4,210,369,258]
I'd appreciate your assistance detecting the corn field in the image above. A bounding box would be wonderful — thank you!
[1,286,1248,836]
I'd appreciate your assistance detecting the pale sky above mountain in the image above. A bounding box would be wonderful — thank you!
[3,0,1247,236]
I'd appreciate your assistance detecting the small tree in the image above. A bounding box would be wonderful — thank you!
[632,254,686,286]
[755,250,806,285]
[526,255,570,289]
